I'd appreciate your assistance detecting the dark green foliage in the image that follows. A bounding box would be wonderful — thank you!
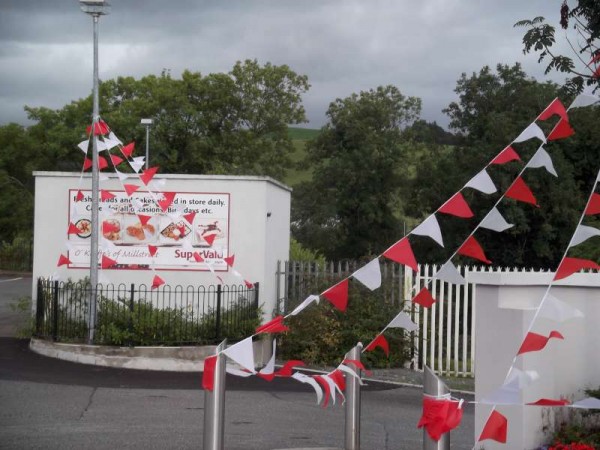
[278,280,409,368]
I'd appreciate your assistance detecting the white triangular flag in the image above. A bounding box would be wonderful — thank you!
[352,257,381,290]
[95,138,109,152]
[78,139,90,154]
[338,363,364,385]
[434,262,466,285]
[411,215,444,248]
[130,157,145,173]
[570,224,600,247]
[226,366,254,377]
[571,397,600,409]
[480,378,521,405]
[506,367,539,388]
[292,372,323,405]
[568,93,600,110]
[289,295,320,316]
[259,340,277,376]
[321,374,338,405]
[115,169,129,182]
[480,207,514,232]
[105,131,123,147]
[513,122,546,143]
[527,146,558,177]
[539,294,584,322]
[99,172,110,181]
[465,169,497,194]
[222,336,255,373]
[387,311,418,331]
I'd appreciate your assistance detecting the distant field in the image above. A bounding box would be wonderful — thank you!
[284,127,320,187]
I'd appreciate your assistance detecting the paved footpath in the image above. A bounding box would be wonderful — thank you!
[0,275,475,449]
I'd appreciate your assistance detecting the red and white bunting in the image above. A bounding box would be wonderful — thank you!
[505,177,538,207]
[57,254,71,267]
[382,237,418,272]
[202,355,218,391]
[151,274,165,290]
[570,224,600,247]
[364,334,389,356]
[351,257,382,290]
[465,169,497,194]
[547,118,575,141]
[480,207,513,232]
[491,146,521,165]
[517,330,564,355]
[288,295,320,316]
[585,193,600,215]
[438,192,474,218]
[554,257,600,281]
[568,93,599,110]
[321,279,349,312]
[411,214,444,247]
[538,98,568,122]
[412,287,436,308]
[255,315,289,334]
[101,254,117,269]
[292,372,323,405]
[538,294,584,322]
[526,146,558,177]
[457,236,491,265]
[222,336,255,373]
[418,397,463,442]
[386,311,418,331]
[120,142,135,158]
[513,122,546,144]
[129,157,146,173]
[478,410,508,443]
[77,139,89,154]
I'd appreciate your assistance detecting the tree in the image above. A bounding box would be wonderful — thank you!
[406,63,600,268]
[292,85,421,259]
[515,0,600,93]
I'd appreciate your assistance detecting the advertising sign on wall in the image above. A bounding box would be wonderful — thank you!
[67,190,230,271]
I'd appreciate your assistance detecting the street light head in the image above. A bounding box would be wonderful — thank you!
[141,118,154,126]
[80,0,111,15]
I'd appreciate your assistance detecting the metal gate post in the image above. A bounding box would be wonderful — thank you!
[423,365,450,450]
[203,339,227,450]
[344,343,362,450]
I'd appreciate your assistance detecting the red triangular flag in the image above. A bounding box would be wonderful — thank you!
[202,355,217,391]
[157,192,176,212]
[244,280,254,289]
[223,255,235,267]
[123,184,140,196]
[138,214,151,226]
[255,315,289,334]
[458,236,491,264]
[100,190,116,201]
[193,252,204,263]
[538,98,567,121]
[314,375,331,408]
[413,287,436,308]
[121,142,135,158]
[102,220,119,234]
[203,234,217,246]
[343,359,373,376]
[329,369,346,392]
[101,254,117,269]
[140,166,159,185]
[491,146,521,165]
[517,330,564,355]
[274,360,305,377]
[57,254,71,267]
[183,212,196,224]
[478,410,507,443]
[321,279,349,312]
[148,245,158,257]
[75,190,85,202]
[547,118,575,141]
[151,275,165,290]
[110,154,124,166]
[438,192,474,218]
[526,398,570,406]
[505,177,538,206]
[67,222,81,235]
[585,193,600,215]
[83,158,92,171]
[98,156,109,170]
[364,334,390,356]
[382,237,418,272]
[554,257,600,281]
[86,120,110,136]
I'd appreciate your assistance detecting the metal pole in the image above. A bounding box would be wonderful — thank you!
[145,125,150,169]
[203,339,227,450]
[344,343,362,450]
[87,12,101,344]
[423,365,450,450]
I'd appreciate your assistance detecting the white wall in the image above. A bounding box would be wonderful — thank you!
[32,172,291,319]
[471,271,600,450]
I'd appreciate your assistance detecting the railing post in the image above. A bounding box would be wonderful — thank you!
[35,278,44,336]
[253,282,259,310]
[215,285,222,340]
[423,365,450,450]
[203,339,227,450]
[128,283,135,347]
[345,343,363,450]
[52,280,59,341]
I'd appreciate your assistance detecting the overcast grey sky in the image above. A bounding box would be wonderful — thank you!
[0,0,568,129]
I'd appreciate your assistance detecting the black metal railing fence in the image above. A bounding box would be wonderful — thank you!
[35,278,259,346]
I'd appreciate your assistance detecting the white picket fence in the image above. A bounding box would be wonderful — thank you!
[278,260,550,378]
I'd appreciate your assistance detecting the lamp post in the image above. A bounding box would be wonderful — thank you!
[141,118,153,169]
[80,0,110,344]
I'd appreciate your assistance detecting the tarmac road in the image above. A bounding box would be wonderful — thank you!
[0,275,475,449]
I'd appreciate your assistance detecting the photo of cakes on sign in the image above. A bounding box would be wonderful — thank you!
[158,216,192,245]
[123,214,157,244]
[195,218,227,247]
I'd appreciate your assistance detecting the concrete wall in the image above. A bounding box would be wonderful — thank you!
[32,172,291,319]
[471,271,600,449]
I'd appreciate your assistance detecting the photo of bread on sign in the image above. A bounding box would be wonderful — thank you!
[123,214,157,244]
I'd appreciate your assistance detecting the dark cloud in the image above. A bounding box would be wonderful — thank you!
[0,0,568,128]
